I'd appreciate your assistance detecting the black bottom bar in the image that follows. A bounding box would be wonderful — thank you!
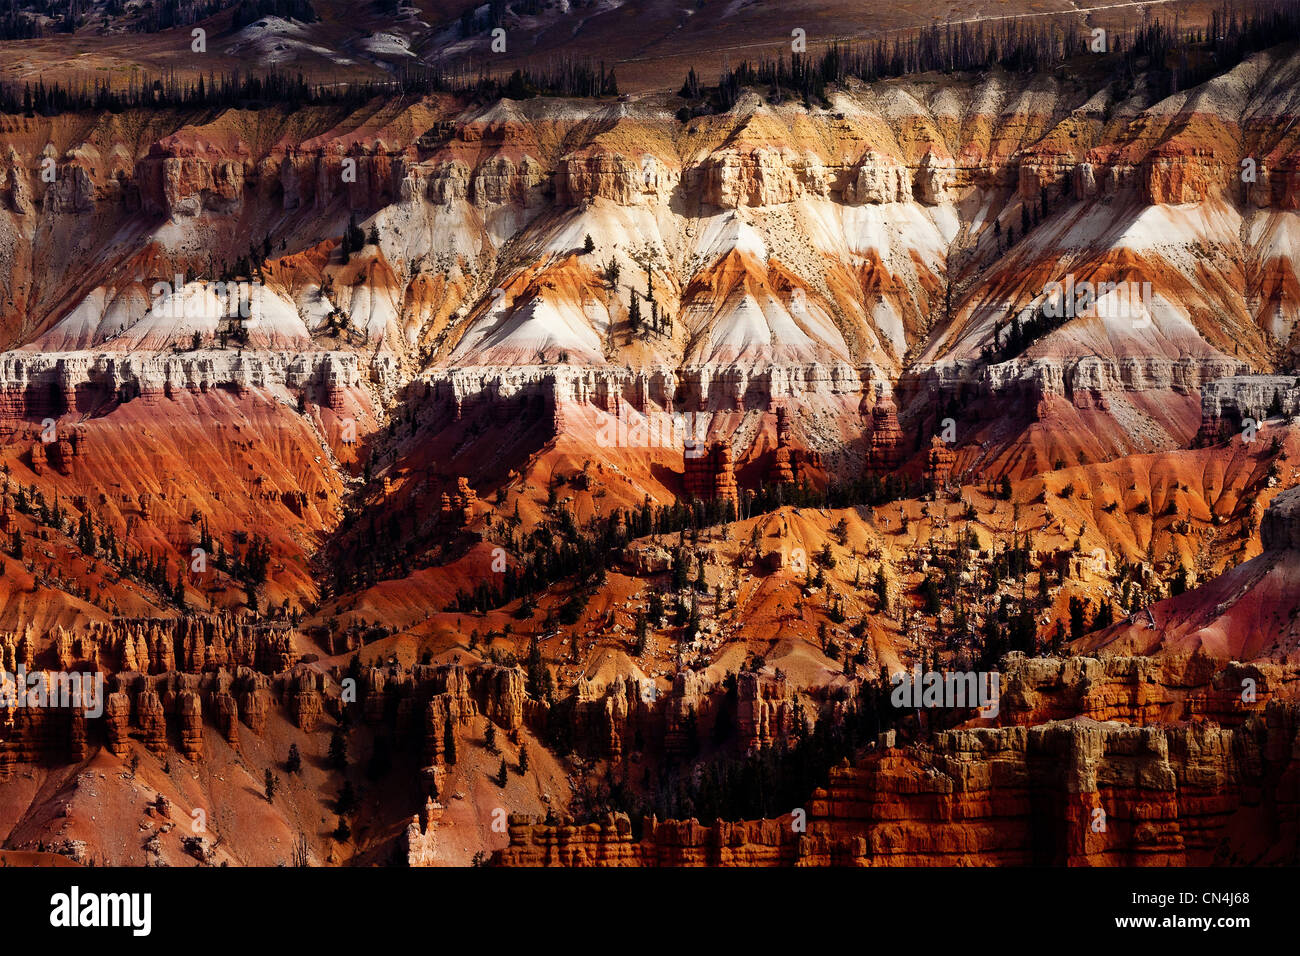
[1,865,1277,943]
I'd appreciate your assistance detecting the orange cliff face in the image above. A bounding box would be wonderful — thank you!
[496,653,1300,867]
[0,370,375,626]
[497,711,1300,867]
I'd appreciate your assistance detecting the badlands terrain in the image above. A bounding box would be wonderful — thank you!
[0,0,1299,867]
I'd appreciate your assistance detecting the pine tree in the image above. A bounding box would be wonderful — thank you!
[518,744,529,774]
[680,66,701,98]
[329,727,348,769]
[1069,595,1089,641]
[337,780,357,816]
[443,719,457,765]
[633,610,648,656]
[264,769,279,802]
[77,512,95,554]
[495,757,508,787]
[286,743,302,774]
[525,636,545,696]
[484,719,497,754]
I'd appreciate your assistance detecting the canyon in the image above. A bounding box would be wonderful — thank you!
[1,0,1300,869]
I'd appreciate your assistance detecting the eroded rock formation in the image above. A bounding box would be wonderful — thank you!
[684,441,739,507]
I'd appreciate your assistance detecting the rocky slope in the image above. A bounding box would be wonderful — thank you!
[2,45,1299,485]
[1077,483,1300,660]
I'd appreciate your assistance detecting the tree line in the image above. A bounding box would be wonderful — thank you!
[689,1,1300,110]
[0,58,618,116]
